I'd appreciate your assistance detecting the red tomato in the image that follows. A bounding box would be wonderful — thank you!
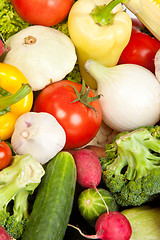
[0,141,12,170]
[33,80,102,150]
[118,28,160,73]
[10,0,74,26]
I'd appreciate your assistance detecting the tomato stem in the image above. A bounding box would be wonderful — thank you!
[70,80,102,115]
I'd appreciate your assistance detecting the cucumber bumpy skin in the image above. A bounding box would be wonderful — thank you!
[21,151,77,240]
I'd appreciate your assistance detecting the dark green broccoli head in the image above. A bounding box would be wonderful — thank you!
[103,170,127,193]
[0,209,28,239]
[142,168,160,195]
[5,215,28,239]
[100,126,160,207]
[0,210,10,227]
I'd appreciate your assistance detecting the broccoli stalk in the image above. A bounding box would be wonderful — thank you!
[100,126,160,207]
[0,154,45,239]
[13,190,29,222]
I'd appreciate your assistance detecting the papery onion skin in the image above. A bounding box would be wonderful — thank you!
[11,112,66,164]
[85,60,160,132]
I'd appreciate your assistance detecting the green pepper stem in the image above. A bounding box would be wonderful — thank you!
[90,0,128,26]
[0,84,31,110]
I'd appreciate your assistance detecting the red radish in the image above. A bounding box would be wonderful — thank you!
[68,211,132,240]
[0,226,13,240]
[0,34,10,57]
[73,148,109,212]
[0,40,5,56]
[94,211,132,240]
[71,149,132,240]
[73,148,102,188]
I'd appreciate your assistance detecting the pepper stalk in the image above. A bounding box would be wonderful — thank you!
[0,84,31,113]
[90,0,128,26]
[68,0,132,89]
[124,0,160,40]
[0,63,33,140]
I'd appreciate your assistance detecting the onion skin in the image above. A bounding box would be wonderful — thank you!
[85,60,160,132]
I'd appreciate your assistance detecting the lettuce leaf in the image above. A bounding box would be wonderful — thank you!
[0,0,30,40]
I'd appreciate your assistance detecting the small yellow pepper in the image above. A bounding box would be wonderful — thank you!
[68,0,132,89]
[0,63,33,140]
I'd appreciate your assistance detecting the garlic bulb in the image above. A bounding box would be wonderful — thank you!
[3,25,77,91]
[11,112,66,164]
[85,59,160,132]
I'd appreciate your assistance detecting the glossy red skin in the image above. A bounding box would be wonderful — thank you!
[0,40,4,57]
[0,141,12,170]
[11,0,74,26]
[0,226,11,240]
[33,80,102,150]
[118,29,160,73]
[95,211,132,240]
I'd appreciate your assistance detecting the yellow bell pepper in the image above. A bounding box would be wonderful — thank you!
[0,63,33,140]
[68,0,132,89]
[124,0,160,41]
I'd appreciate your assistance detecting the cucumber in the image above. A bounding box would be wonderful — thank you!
[21,151,77,240]
[78,187,118,226]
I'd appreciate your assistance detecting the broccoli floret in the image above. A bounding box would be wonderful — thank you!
[5,214,27,239]
[0,210,10,227]
[0,154,45,239]
[103,170,127,193]
[100,126,160,207]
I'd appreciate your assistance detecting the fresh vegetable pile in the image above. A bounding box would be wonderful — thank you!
[0,0,160,240]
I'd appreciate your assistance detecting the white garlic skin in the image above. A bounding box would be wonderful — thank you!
[11,112,66,164]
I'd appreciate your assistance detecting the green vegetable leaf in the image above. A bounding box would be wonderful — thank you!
[0,0,30,40]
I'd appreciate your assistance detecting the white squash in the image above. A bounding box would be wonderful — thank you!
[3,25,77,91]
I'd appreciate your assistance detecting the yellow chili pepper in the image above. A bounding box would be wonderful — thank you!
[0,63,33,140]
[68,0,132,89]
[124,0,160,41]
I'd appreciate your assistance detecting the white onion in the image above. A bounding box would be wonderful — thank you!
[85,60,160,132]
